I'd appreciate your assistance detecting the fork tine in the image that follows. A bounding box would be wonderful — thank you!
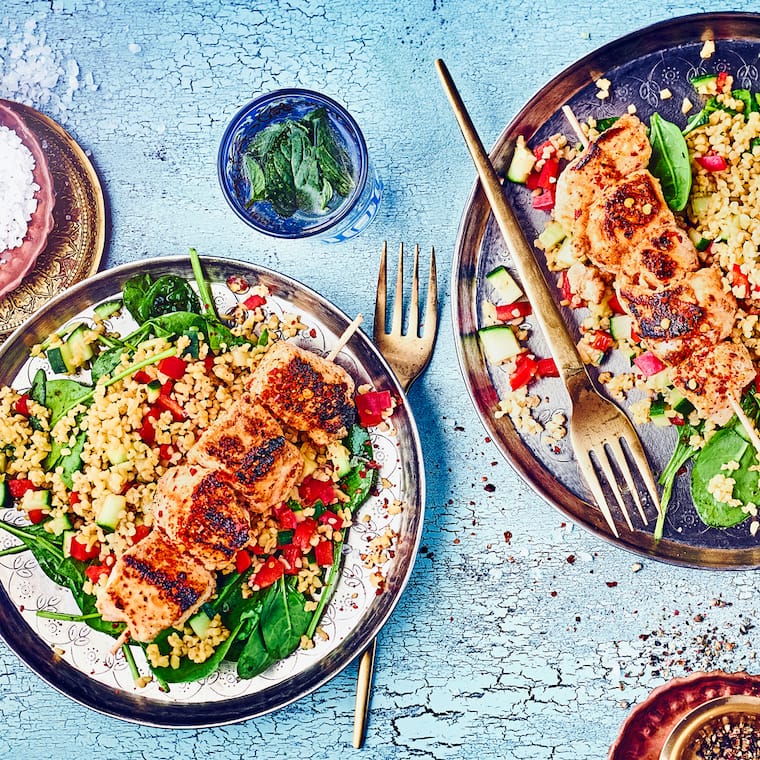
[608,438,649,526]
[390,243,404,336]
[575,448,619,538]
[425,247,438,336]
[375,241,387,335]
[622,434,662,517]
[594,445,634,532]
[407,244,420,337]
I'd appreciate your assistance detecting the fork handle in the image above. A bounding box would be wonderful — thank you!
[436,59,588,385]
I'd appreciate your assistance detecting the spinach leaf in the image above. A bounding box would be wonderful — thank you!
[237,623,275,679]
[90,346,125,385]
[122,273,153,323]
[125,274,201,324]
[648,113,692,212]
[260,577,311,661]
[595,116,620,133]
[45,378,93,428]
[690,428,757,528]
[28,368,47,431]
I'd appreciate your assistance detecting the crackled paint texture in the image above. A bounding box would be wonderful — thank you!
[3,1,760,758]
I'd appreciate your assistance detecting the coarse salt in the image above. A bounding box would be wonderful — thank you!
[0,124,38,253]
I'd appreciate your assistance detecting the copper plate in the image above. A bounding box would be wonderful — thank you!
[608,672,760,760]
[0,100,106,340]
[453,13,760,568]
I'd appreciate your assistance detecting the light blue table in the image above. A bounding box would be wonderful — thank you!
[2,2,760,758]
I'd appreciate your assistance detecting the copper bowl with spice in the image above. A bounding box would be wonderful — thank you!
[659,695,760,760]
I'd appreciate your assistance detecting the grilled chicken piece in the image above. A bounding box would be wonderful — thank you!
[671,341,756,425]
[585,170,674,272]
[248,341,356,446]
[153,465,251,570]
[553,114,651,255]
[188,394,303,512]
[617,266,736,366]
[622,224,700,289]
[96,527,214,643]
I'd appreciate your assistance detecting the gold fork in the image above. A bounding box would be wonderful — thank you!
[352,241,438,749]
[435,59,661,537]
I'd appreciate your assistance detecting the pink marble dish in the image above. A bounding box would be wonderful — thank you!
[608,671,760,759]
[0,100,56,300]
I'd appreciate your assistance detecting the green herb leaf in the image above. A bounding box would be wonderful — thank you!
[260,577,311,661]
[648,113,692,212]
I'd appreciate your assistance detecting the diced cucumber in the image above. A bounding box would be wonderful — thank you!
[67,324,95,366]
[97,493,126,531]
[646,367,673,391]
[62,530,76,558]
[93,300,122,319]
[48,511,72,536]
[25,489,52,509]
[0,451,6,474]
[506,136,536,184]
[670,389,695,417]
[0,479,10,508]
[188,609,213,638]
[478,325,521,364]
[687,227,712,251]
[537,220,567,251]
[553,237,578,269]
[649,394,670,427]
[182,328,201,359]
[47,343,76,374]
[690,73,718,93]
[327,441,352,477]
[106,444,128,466]
[146,379,162,403]
[609,314,632,341]
[485,266,522,305]
[690,195,711,216]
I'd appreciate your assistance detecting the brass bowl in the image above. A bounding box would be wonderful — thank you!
[660,694,760,759]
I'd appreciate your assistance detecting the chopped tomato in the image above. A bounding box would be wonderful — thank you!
[13,394,30,416]
[133,370,152,384]
[130,525,151,544]
[532,139,556,161]
[607,292,626,315]
[558,270,574,303]
[298,476,337,507]
[671,415,686,426]
[292,517,318,552]
[536,157,560,190]
[243,293,267,310]
[716,70,729,92]
[138,417,156,445]
[590,330,614,352]
[318,510,343,530]
[28,508,47,524]
[156,393,187,422]
[8,478,35,499]
[274,504,298,530]
[280,544,301,574]
[525,170,541,191]
[536,357,559,378]
[253,557,285,589]
[356,390,393,427]
[158,356,187,380]
[235,549,252,574]
[69,536,101,562]
[510,353,539,391]
[85,556,115,583]
[532,189,555,211]
[732,264,750,293]
[495,301,532,321]
[203,355,215,373]
[314,540,334,567]
[69,491,81,507]
[696,153,728,172]
[158,443,176,464]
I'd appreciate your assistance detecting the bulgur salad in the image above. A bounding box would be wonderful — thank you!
[0,250,406,693]
[483,54,760,540]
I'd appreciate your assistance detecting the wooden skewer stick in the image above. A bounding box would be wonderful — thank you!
[110,628,130,655]
[326,313,364,362]
[730,396,760,458]
[561,104,589,149]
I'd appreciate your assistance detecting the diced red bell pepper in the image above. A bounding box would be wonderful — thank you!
[298,476,337,507]
[130,525,151,544]
[235,549,252,574]
[525,170,541,191]
[133,370,153,384]
[732,264,750,293]
[85,557,114,583]
[532,189,555,211]
[716,71,729,92]
[590,330,614,352]
[280,543,301,574]
[253,557,285,589]
[69,536,101,562]
[633,350,667,377]
[13,394,30,416]
[495,301,533,322]
[319,510,343,530]
[158,356,187,380]
[274,504,298,530]
[203,355,215,373]
[156,393,187,422]
[536,157,560,190]
[607,292,626,315]
[696,153,728,172]
[671,415,686,426]
[28,508,47,524]
[559,270,574,303]
[356,390,393,427]
[292,517,318,552]
[158,443,176,465]
[8,478,35,499]
[536,357,559,378]
[138,417,156,445]
[243,293,267,310]
[69,491,81,507]
[532,139,556,161]
[314,540,334,567]
[510,353,539,391]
